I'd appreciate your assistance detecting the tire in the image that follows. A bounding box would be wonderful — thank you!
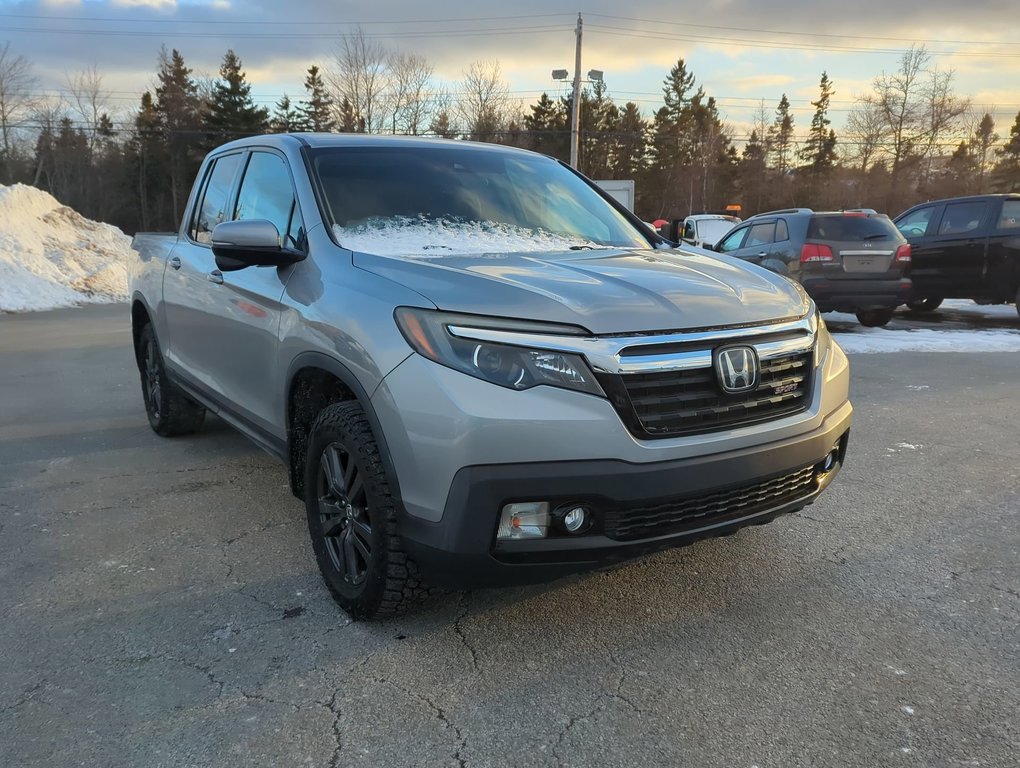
[303,401,429,619]
[137,324,205,436]
[906,297,943,313]
[855,308,895,327]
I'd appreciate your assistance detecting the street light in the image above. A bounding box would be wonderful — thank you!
[551,66,606,169]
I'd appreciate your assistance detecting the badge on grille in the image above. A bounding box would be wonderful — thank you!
[714,345,759,393]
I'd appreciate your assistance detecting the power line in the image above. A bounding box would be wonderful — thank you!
[586,13,1020,48]
[0,11,572,25]
[585,25,1020,59]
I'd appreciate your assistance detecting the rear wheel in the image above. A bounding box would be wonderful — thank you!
[303,401,429,619]
[855,308,895,327]
[138,324,205,436]
[906,297,943,313]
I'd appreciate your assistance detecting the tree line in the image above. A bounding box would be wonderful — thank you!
[0,36,1018,234]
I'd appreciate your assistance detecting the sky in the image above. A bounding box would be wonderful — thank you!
[3,0,1020,147]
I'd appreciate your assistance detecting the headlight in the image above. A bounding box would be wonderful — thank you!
[394,307,604,396]
[811,306,830,368]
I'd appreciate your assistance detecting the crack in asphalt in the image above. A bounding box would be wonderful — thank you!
[0,680,45,714]
[453,592,480,673]
[376,676,468,767]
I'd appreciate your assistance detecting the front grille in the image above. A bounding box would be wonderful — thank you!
[604,465,817,541]
[618,351,812,438]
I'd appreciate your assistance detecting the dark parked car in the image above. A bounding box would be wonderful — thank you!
[894,194,1020,316]
[714,208,912,326]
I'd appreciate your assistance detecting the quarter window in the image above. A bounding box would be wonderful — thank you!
[997,200,1020,230]
[234,152,305,250]
[776,219,789,242]
[191,154,242,244]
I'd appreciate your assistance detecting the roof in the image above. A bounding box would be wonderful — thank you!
[211,132,545,157]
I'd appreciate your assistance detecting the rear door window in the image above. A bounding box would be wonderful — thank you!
[745,222,775,247]
[938,201,991,236]
[191,153,243,244]
[776,219,789,242]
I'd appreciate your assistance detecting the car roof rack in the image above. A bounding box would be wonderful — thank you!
[840,207,878,214]
[752,208,813,217]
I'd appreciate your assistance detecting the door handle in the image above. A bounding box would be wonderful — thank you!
[207,270,224,285]
[169,256,181,270]
[756,251,768,258]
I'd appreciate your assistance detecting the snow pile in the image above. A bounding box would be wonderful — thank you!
[833,328,1020,353]
[334,216,605,257]
[0,183,134,312]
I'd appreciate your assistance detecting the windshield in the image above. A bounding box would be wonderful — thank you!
[807,214,901,242]
[309,145,650,256]
[697,219,738,245]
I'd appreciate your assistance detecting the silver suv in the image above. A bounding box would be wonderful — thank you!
[129,135,852,618]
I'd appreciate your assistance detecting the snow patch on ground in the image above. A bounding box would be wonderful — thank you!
[0,183,134,312]
[333,216,606,257]
[834,328,1020,354]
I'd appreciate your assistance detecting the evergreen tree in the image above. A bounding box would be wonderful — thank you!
[270,94,307,133]
[969,113,997,193]
[205,49,269,145]
[613,102,646,179]
[153,48,204,228]
[428,110,457,139]
[768,94,795,174]
[523,92,568,160]
[800,73,837,171]
[298,65,335,132]
[992,110,1020,192]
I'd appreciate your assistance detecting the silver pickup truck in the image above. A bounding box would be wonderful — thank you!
[130,134,852,619]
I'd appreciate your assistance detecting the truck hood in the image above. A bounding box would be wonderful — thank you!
[354,247,809,334]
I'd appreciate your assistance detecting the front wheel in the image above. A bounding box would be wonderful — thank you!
[856,308,895,327]
[906,297,943,313]
[303,402,429,619]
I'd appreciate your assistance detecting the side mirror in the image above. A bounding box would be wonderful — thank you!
[211,220,304,272]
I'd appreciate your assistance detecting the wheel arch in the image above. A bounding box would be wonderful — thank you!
[130,294,154,370]
[284,352,403,505]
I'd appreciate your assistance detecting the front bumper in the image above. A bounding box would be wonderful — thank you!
[802,276,911,312]
[399,401,852,588]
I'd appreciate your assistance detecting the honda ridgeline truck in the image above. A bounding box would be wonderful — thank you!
[130,135,852,618]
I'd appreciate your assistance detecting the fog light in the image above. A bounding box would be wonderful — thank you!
[497,502,550,540]
[563,506,588,533]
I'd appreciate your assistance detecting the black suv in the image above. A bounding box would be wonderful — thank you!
[713,208,912,326]
[894,194,1020,317]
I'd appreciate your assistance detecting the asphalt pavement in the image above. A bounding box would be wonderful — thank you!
[1,304,1018,768]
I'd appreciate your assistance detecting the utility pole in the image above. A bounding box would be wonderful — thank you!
[569,12,582,169]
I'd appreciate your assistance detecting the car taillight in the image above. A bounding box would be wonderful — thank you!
[894,243,911,263]
[800,243,835,263]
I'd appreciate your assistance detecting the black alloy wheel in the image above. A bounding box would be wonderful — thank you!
[303,401,431,619]
[136,323,205,436]
[317,442,373,586]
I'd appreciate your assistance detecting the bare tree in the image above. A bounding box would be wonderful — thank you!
[456,60,511,142]
[918,64,970,189]
[330,27,388,133]
[863,45,969,207]
[387,52,434,135]
[0,42,37,181]
[65,64,111,153]
[844,101,886,173]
